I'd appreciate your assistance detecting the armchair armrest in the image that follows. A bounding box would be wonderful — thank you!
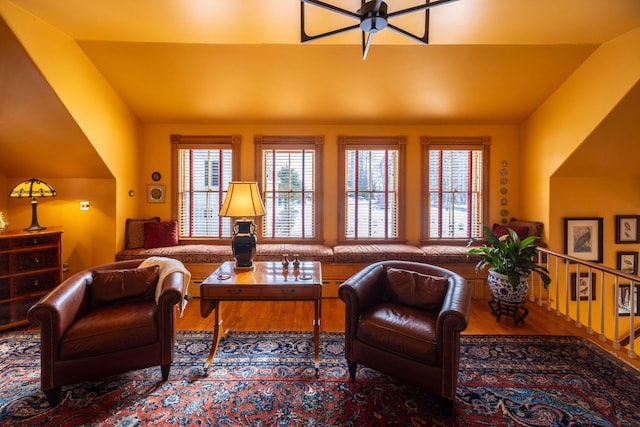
[339,263,385,347]
[27,271,92,340]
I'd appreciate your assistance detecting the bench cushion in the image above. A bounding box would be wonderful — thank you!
[420,245,477,264]
[115,244,233,264]
[255,243,334,263]
[333,244,426,263]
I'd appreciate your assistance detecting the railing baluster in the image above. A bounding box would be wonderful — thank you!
[534,247,638,359]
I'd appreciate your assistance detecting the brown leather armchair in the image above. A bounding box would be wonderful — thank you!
[338,261,471,413]
[27,259,184,406]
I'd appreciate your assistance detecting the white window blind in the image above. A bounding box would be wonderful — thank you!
[345,149,399,239]
[177,148,234,238]
[261,149,316,239]
[428,149,484,239]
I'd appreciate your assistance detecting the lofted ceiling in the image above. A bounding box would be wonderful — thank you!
[0,0,639,178]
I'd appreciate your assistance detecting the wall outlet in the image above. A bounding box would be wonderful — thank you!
[80,201,90,211]
[62,263,70,272]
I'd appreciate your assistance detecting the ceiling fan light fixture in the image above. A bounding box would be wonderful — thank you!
[358,1,388,33]
[300,0,459,60]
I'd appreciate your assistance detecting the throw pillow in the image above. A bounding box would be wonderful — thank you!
[90,265,159,308]
[144,220,179,249]
[125,217,160,249]
[492,223,529,240]
[385,267,449,313]
[509,218,543,238]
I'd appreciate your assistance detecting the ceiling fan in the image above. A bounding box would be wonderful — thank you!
[300,0,459,59]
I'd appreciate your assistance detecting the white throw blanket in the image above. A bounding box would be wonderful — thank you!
[139,256,192,317]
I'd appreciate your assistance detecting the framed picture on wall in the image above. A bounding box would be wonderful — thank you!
[571,272,596,301]
[147,184,165,203]
[617,251,638,275]
[615,215,640,243]
[564,217,603,263]
[617,284,640,316]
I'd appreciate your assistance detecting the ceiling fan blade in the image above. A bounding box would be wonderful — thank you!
[301,0,360,19]
[302,24,361,43]
[388,0,459,19]
[387,23,429,45]
[362,31,375,60]
[301,2,360,43]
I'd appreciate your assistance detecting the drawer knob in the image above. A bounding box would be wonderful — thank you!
[227,289,242,296]
[33,279,40,288]
[282,289,295,295]
[33,257,40,264]
[32,238,39,245]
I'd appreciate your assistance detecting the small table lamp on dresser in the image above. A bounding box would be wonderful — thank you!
[8,178,56,232]
[218,181,265,269]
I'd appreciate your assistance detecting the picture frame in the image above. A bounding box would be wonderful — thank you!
[615,215,640,243]
[147,184,165,203]
[617,284,640,316]
[564,217,603,263]
[617,251,638,275]
[570,272,596,301]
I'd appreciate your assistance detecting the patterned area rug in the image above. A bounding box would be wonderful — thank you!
[1,331,639,426]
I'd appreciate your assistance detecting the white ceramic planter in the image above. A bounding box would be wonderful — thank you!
[488,269,528,303]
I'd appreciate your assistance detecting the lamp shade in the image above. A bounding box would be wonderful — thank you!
[8,178,56,232]
[9,178,57,199]
[219,182,265,219]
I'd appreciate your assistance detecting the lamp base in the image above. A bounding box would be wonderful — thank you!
[24,199,45,232]
[24,224,46,232]
[231,220,257,269]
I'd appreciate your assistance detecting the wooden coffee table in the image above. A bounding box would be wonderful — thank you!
[200,261,323,375]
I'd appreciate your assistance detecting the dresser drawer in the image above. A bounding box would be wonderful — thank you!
[262,286,317,299]
[14,270,59,296]
[11,250,59,273]
[202,286,261,299]
[0,278,9,300]
[11,234,59,249]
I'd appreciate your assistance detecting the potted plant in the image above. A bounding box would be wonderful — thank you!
[467,226,551,304]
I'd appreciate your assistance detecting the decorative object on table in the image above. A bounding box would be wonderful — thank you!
[615,215,640,244]
[8,177,57,231]
[147,184,165,203]
[292,254,300,269]
[467,226,550,325]
[564,217,603,262]
[219,182,266,269]
[282,253,290,269]
[0,211,7,230]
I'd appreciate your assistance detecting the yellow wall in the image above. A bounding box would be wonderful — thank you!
[521,27,640,248]
[521,27,640,340]
[140,123,521,246]
[0,1,141,273]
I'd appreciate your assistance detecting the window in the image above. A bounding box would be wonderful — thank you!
[338,136,406,241]
[255,135,324,242]
[171,134,240,240]
[421,136,490,242]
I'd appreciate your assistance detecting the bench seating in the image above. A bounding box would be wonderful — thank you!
[115,243,485,298]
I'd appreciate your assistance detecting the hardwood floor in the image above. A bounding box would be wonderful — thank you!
[178,296,640,370]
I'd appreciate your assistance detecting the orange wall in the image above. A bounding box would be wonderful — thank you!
[139,123,522,246]
[0,2,141,273]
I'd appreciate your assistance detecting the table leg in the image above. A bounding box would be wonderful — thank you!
[205,301,226,369]
[313,298,320,377]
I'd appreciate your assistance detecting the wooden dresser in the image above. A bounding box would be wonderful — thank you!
[0,227,63,330]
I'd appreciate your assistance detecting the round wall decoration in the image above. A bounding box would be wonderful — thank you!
[151,172,161,182]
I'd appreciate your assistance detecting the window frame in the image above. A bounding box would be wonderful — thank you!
[420,136,490,245]
[337,135,406,243]
[254,135,324,243]
[171,134,240,243]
